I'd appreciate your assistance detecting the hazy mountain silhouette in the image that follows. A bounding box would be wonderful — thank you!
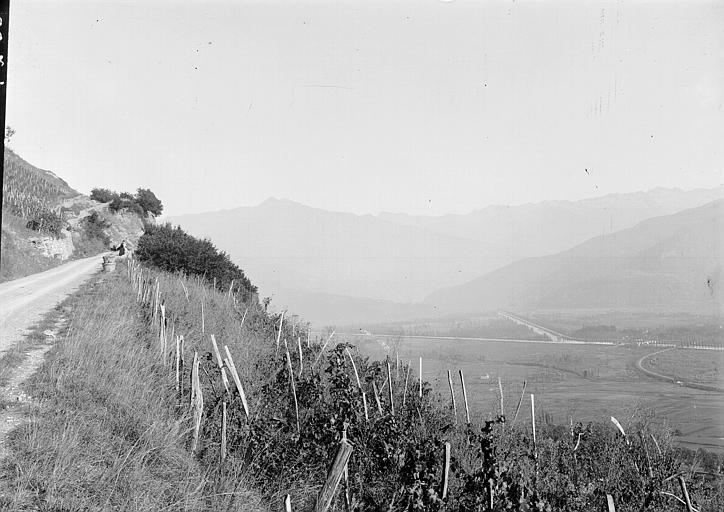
[425,200,723,316]
[169,187,723,325]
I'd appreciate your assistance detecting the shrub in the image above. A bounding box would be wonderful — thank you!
[94,187,162,217]
[25,210,64,238]
[135,223,256,298]
[90,187,116,203]
[136,188,163,216]
[82,211,111,245]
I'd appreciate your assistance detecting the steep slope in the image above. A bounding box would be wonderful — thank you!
[1,149,151,282]
[425,200,724,315]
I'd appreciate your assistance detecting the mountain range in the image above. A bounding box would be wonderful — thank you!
[425,199,723,316]
[168,187,723,325]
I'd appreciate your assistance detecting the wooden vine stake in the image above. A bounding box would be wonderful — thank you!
[220,400,227,462]
[284,495,292,512]
[418,357,423,398]
[314,439,353,512]
[447,370,457,423]
[191,351,204,452]
[210,335,230,394]
[285,340,301,433]
[402,361,412,407]
[610,416,629,445]
[223,345,250,417]
[275,310,285,354]
[511,381,527,425]
[677,476,694,512]
[345,347,368,421]
[442,442,451,499]
[372,381,383,415]
[498,376,505,430]
[387,359,394,416]
[313,330,336,368]
[160,304,168,364]
[175,335,184,392]
[342,428,351,511]
[201,299,205,334]
[459,370,470,424]
[531,394,537,459]
[606,494,616,512]
[638,431,653,478]
[297,336,304,377]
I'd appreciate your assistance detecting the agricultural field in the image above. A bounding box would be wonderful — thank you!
[352,334,724,454]
[641,349,724,387]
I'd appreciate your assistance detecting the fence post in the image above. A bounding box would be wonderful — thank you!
[314,440,354,512]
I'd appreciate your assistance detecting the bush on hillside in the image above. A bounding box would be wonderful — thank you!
[26,210,64,238]
[90,188,116,203]
[92,186,163,217]
[82,211,111,245]
[135,188,163,216]
[136,223,256,298]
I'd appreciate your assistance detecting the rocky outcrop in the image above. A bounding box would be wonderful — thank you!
[28,230,74,260]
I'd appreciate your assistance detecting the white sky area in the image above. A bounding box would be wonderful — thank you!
[6,1,724,217]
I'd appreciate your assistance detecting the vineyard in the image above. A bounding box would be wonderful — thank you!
[121,258,724,512]
[2,148,78,220]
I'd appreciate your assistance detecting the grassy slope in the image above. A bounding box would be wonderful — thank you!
[0,273,263,511]
[1,260,722,511]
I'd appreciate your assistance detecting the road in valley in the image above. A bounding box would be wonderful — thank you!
[0,253,108,354]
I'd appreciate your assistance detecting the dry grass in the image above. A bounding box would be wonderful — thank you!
[0,273,265,511]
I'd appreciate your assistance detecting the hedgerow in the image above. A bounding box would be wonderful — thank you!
[135,223,256,299]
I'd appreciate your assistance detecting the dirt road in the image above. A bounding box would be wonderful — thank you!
[0,253,108,354]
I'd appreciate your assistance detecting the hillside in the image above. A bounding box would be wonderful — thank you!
[2,148,79,219]
[1,149,152,282]
[425,200,724,315]
[169,188,723,325]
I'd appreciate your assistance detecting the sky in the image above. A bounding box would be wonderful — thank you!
[6,0,724,217]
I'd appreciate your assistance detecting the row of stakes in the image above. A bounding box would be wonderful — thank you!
[125,258,699,512]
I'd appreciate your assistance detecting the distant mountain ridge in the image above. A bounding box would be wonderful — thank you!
[168,187,723,324]
[424,200,724,316]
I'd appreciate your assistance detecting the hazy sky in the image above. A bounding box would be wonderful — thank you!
[6,1,723,217]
